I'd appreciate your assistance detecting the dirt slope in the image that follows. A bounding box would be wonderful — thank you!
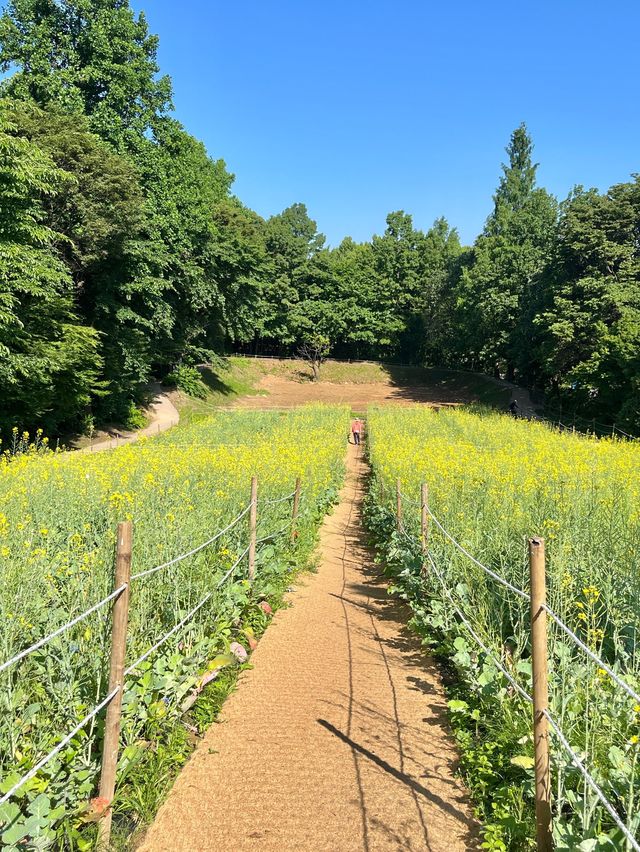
[138,444,478,851]
[230,374,462,410]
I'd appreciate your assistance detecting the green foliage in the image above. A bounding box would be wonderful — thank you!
[532,180,640,430]
[165,366,208,399]
[0,0,173,146]
[0,0,638,438]
[457,124,558,379]
[0,99,104,435]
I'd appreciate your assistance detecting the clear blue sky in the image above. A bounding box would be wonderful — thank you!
[135,0,639,247]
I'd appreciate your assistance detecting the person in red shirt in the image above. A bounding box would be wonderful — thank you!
[351,418,364,445]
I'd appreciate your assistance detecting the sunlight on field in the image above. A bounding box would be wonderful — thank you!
[368,406,640,847]
[0,406,349,845]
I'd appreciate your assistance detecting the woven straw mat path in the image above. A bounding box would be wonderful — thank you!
[139,442,479,852]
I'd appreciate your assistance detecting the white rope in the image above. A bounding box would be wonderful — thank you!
[424,508,529,601]
[0,585,128,675]
[544,709,640,850]
[0,686,120,805]
[130,504,251,581]
[256,523,290,545]
[259,490,296,506]
[426,553,532,704]
[125,546,250,676]
[544,605,640,705]
[428,551,639,844]
[124,595,212,675]
[214,545,251,589]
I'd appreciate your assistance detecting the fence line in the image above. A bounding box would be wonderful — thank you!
[259,490,297,506]
[426,552,532,703]
[0,475,301,837]
[398,488,640,706]
[544,604,640,705]
[0,584,128,675]
[398,492,529,602]
[392,481,640,849]
[0,687,120,806]
[0,490,289,674]
[544,710,640,851]
[130,503,252,581]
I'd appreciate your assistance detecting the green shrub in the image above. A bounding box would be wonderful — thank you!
[165,366,208,399]
[123,401,147,430]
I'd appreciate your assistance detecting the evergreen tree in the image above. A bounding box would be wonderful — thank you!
[460,124,557,379]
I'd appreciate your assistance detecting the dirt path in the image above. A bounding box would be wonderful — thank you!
[80,385,179,453]
[139,444,478,852]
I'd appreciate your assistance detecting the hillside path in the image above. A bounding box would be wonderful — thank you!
[138,443,479,852]
[80,385,179,453]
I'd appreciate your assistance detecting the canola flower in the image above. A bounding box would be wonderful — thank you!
[368,406,640,846]
[0,406,349,841]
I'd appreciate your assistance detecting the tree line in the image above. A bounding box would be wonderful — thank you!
[1,0,638,435]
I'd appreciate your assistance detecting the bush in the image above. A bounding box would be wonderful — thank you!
[165,366,208,399]
[123,401,147,430]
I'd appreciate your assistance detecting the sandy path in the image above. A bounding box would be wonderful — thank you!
[138,444,478,852]
[81,385,179,453]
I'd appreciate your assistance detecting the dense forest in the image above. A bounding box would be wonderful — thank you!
[1,0,639,435]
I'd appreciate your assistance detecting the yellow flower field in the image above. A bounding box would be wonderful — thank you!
[367,406,640,848]
[0,406,349,846]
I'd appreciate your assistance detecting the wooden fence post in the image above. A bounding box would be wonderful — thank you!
[248,476,258,581]
[97,521,132,848]
[291,476,301,543]
[420,483,429,553]
[396,479,402,532]
[529,536,552,852]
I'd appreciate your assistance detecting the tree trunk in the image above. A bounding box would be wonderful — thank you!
[312,359,320,382]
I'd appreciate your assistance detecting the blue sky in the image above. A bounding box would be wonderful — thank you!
[137,1,639,247]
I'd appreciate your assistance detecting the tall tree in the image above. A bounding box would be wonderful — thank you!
[459,124,557,379]
[533,180,640,428]
[259,203,326,347]
[0,0,172,147]
[0,100,102,433]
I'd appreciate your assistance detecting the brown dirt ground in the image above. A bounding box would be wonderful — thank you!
[229,374,462,410]
[138,444,479,852]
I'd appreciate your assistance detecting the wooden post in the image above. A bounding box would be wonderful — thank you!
[529,537,552,852]
[97,521,132,848]
[420,483,429,553]
[248,476,258,581]
[291,476,301,543]
[396,478,402,532]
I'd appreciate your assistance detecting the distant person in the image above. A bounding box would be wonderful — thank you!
[509,399,520,418]
[351,418,364,445]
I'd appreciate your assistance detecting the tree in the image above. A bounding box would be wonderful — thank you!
[0,99,102,433]
[533,180,640,428]
[298,334,330,382]
[0,0,173,147]
[460,124,557,379]
[260,203,326,347]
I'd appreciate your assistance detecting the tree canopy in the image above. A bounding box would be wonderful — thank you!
[0,0,638,433]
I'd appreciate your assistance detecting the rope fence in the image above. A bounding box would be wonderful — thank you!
[0,473,304,846]
[388,479,640,850]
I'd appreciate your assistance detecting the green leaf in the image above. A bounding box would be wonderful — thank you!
[2,819,27,846]
[447,699,469,713]
[510,755,535,769]
[27,794,50,819]
[0,801,20,826]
